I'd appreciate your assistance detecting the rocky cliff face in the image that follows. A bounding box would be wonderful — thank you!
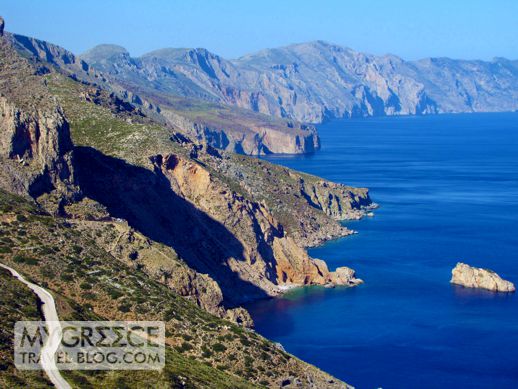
[154,152,363,298]
[299,177,373,221]
[451,262,516,292]
[0,34,76,203]
[161,108,320,155]
[202,151,372,247]
[83,41,518,123]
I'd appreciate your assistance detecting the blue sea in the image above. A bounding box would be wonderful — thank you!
[246,112,518,389]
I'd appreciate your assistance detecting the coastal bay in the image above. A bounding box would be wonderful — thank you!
[247,112,518,388]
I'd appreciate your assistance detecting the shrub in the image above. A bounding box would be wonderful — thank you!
[107,288,123,299]
[177,342,193,353]
[72,245,83,254]
[79,282,92,290]
[16,214,27,222]
[135,305,149,314]
[239,336,251,347]
[244,355,254,367]
[201,348,213,358]
[164,309,177,321]
[82,292,96,300]
[118,303,131,313]
[211,343,227,353]
[0,246,12,254]
[13,254,39,265]
[60,273,74,282]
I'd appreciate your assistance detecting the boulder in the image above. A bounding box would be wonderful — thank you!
[451,262,515,292]
[224,307,254,328]
[329,266,364,286]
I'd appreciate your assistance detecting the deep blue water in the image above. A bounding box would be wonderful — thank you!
[246,112,518,389]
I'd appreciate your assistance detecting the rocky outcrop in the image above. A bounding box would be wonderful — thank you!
[300,177,373,220]
[82,41,518,123]
[0,34,76,202]
[201,150,373,248]
[329,266,364,286]
[451,262,516,292]
[224,307,254,328]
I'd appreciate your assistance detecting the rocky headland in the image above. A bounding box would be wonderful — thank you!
[0,18,358,387]
[0,16,370,328]
[451,262,516,292]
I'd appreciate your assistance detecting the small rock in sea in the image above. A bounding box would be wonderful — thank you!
[367,212,374,217]
[450,262,515,292]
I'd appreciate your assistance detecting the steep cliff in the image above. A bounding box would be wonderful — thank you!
[83,41,518,123]
[0,34,76,204]
[41,55,370,304]
[159,101,320,155]
[203,152,373,247]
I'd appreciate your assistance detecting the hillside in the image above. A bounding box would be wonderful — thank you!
[0,17,368,387]
[82,41,518,123]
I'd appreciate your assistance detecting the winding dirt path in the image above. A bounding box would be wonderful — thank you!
[0,262,71,389]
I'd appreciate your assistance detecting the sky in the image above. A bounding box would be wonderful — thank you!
[2,0,518,60]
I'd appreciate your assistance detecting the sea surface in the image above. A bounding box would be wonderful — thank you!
[246,112,518,389]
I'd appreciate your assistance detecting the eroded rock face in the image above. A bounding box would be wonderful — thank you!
[451,262,515,292]
[0,97,76,200]
[156,153,363,299]
[153,101,320,156]
[0,35,76,201]
[224,307,254,328]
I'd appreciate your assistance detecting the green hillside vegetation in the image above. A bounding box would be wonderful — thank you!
[0,189,340,387]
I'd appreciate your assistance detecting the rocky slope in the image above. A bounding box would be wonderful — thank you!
[0,23,357,387]
[0,189,350,388]
[1,15,373,308]
[15,38,320,156]
[82,41,518,123]
[38,67,370,307]
[451,262,515,292]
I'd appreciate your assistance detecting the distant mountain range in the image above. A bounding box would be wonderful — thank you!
[82,41,518,123]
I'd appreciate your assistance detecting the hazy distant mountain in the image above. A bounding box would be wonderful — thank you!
[82,41,518,123]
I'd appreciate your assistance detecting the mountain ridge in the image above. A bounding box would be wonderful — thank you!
[7,31,321,156]
[82,40,518,123]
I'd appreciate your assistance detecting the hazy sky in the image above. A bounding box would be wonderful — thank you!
[2,0,518,60]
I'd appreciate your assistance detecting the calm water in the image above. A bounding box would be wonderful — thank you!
[246,112,518,389]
